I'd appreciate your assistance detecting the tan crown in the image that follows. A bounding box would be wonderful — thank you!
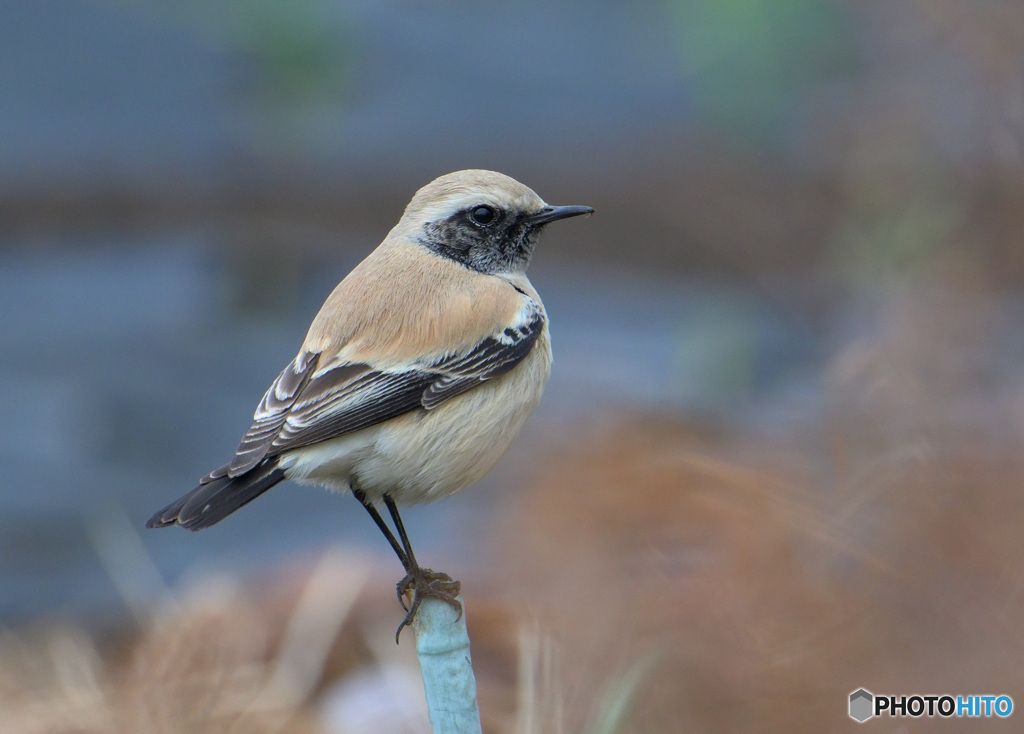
[392,170,548,235]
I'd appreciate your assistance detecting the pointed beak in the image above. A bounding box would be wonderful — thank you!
[526,204,595,227]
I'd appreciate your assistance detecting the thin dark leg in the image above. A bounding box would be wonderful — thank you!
[380,494,462,642]
[352,488,410,570]
[384,493,420,612]
[383,493,419,570]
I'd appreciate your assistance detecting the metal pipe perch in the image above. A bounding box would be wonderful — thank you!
[412,594,483,734]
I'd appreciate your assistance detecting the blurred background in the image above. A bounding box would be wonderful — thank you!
[2,0,1024,731]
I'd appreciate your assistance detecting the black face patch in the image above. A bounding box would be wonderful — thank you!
[419,208,542,274]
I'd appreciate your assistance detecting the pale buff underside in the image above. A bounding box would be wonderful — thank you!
[281,235,552,504]
[281,326,550,504]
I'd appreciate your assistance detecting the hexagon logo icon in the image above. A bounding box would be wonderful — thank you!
[849,689,874,723]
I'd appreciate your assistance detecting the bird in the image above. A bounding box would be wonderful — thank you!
[146,169,593,639]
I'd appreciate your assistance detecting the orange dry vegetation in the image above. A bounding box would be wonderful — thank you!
[482,276,1024,732]
[488,416,1022,732]
[1,275,1022,734]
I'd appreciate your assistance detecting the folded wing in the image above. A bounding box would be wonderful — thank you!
[216,306,545,479]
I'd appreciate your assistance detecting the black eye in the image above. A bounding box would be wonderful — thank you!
[470,205,497,225]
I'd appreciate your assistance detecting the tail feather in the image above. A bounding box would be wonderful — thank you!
[146,461,286,531]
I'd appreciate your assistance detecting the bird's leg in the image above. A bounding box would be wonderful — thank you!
[352,488,410,569]
[352,489,461,641]
[382,493,421,573]
[383,493,462,639]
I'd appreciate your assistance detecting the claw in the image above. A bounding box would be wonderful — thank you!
[393,567,463,642]
[396,578,412,611]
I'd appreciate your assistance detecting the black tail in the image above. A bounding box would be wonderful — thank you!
[146,461,286,531]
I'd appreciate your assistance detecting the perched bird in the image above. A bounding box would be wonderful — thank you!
[147,169,593,637]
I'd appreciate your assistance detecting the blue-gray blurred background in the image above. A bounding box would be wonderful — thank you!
[2,0,1023,630]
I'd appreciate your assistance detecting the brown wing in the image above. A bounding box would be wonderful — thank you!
[213,306,545,479]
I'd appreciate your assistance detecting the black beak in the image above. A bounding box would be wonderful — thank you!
[526,204,595,227]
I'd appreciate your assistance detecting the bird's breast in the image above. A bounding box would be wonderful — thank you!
[351,326,552,505]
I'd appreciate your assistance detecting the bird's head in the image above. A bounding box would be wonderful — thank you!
[395,170,593,275]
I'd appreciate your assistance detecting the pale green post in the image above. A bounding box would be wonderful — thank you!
[412,595,483,734]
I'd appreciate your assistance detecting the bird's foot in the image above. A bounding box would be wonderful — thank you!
[394,567,462,642]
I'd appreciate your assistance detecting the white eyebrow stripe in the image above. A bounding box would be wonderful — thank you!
[415,191,548,223]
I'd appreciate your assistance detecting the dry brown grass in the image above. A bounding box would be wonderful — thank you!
[482,273,1024,732]
[2,272,1022,733]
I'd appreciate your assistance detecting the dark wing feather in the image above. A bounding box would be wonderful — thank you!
[422,316,544,408]
[226,351,322,476]
[270,369,434,451]
[223,307,545,465]
[148,460,286,531]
